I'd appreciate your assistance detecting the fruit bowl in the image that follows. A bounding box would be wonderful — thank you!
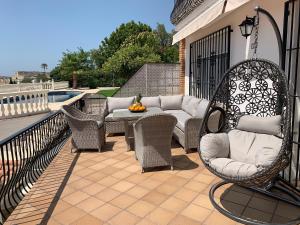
[128,104,146,113]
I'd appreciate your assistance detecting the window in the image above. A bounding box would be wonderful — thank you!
[189,26,231,99]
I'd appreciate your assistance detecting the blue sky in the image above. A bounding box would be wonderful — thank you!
[0,0,174,76]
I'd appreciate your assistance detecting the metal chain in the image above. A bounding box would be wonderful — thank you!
[251,12,260,59]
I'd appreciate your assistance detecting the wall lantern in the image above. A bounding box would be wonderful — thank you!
[239,16,256,38]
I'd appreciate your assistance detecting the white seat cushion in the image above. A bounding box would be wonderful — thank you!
[228,129,282,168]
[210,158,258,178]
[164,110,191,131]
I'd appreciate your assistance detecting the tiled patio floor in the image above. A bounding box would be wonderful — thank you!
[5,135,300,225]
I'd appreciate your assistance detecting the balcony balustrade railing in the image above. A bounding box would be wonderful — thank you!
[0,81,69,94]
[0,98,82,224]
[0,90,50,120]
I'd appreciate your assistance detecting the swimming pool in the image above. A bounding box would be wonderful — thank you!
[48,91,82,103]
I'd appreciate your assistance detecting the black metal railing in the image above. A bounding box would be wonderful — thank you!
[0,99,83,224]
[189,26,231,100]
[282,0,300,191]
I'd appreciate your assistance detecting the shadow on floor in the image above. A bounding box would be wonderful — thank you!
[216,184,300,224]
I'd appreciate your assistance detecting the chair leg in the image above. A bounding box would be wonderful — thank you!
[141,168,145,173]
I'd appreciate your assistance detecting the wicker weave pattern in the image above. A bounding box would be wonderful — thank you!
[199,59,291,187]
[134,114,177,170]
[62,105,106,152]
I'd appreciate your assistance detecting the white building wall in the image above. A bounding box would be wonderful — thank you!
[182,0,285,95]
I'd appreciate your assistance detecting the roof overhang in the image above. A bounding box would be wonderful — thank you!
[172,0,251,44]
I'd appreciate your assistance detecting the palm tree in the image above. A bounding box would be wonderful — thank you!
[41,63,48,74]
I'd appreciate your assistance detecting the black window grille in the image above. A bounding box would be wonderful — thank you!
[282,0,300,191]
[189,26,231,99]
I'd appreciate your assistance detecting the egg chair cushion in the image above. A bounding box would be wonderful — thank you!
[236,115,282,136]
[210,158,258,178]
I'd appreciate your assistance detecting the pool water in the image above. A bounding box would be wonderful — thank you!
[48,91,81,103]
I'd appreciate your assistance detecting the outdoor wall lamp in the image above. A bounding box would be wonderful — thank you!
[239,6,284,69]
[239,16,256,38]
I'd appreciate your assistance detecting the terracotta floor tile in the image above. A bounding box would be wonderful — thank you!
[248,196,277,213]
[85,171,107,182]
[82,183,106,195]
[139,178,161,190]
[204,211,236,225]
[142,190,169,205]
[126,174,148,184]
[221,190,252,206]
[97,176,119,186]
[54,206,86,224]
[89,163,107,171]
[184,180,208,192]
[275,201,300,219]
[135,218,157,225]
[75,167,96,177]
[63,190,90,205]
[160,196,188,213]
[70,214,104,225]
[155,183,179,195]
[125,164,141,173]
[126,185,150,199]
[60,186,76,198]
[113,161,130,169]
[168,214,200,225]
[112,170,131,179]
[102,158,119,165]
[193,173,215,184]
[76,196,105,212]
[109,211,140,225]
[127,200,156,217]
[174,188,198,202]
[181,204,212,222]
[110,194,137,209]
[90,203,122,221]
[100,166,120,175]
[69,178,93,190]
[95,188,121,202]
[242,207,272,223]
[146,207,176,225]
[111,180,135,192]
[193,193,214,209]
[165,176,189,187]
[51,200,72,215]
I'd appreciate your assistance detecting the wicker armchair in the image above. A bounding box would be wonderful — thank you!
[133,114,177,172]
[62,105,106,152]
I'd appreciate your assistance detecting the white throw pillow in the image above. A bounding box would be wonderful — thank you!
[182,96,201,116]
[141,96,160,108]
[160,95,183,110]
[236,115,282,136]
[107,96,135,113]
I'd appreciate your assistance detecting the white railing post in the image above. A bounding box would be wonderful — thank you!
[52,79,55,90]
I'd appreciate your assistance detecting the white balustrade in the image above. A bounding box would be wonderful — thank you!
[0,90,50,119]
[0,81,69,94]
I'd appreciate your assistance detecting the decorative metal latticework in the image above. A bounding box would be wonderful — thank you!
[114,63,180,97]
[199,59,291,187]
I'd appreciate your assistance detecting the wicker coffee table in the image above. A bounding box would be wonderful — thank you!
[113,107,163,150]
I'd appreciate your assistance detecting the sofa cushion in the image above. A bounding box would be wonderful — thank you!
[160,95,183,110]
[210,158,258,178]
[228,129,282,168]
[182,96,201,116]
[193,99,210,118]
[164,110,192,131]
[236,115,282,136]
[141,96,160,108]
[107,97,135,113]
[181,96,193,111]
[200,133,230,161]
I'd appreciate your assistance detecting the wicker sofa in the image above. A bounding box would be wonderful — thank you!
[103,95,220,152]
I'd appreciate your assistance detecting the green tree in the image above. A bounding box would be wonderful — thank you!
[58,48,93,88]
[91,21,152,68]
[102,44,161,80]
